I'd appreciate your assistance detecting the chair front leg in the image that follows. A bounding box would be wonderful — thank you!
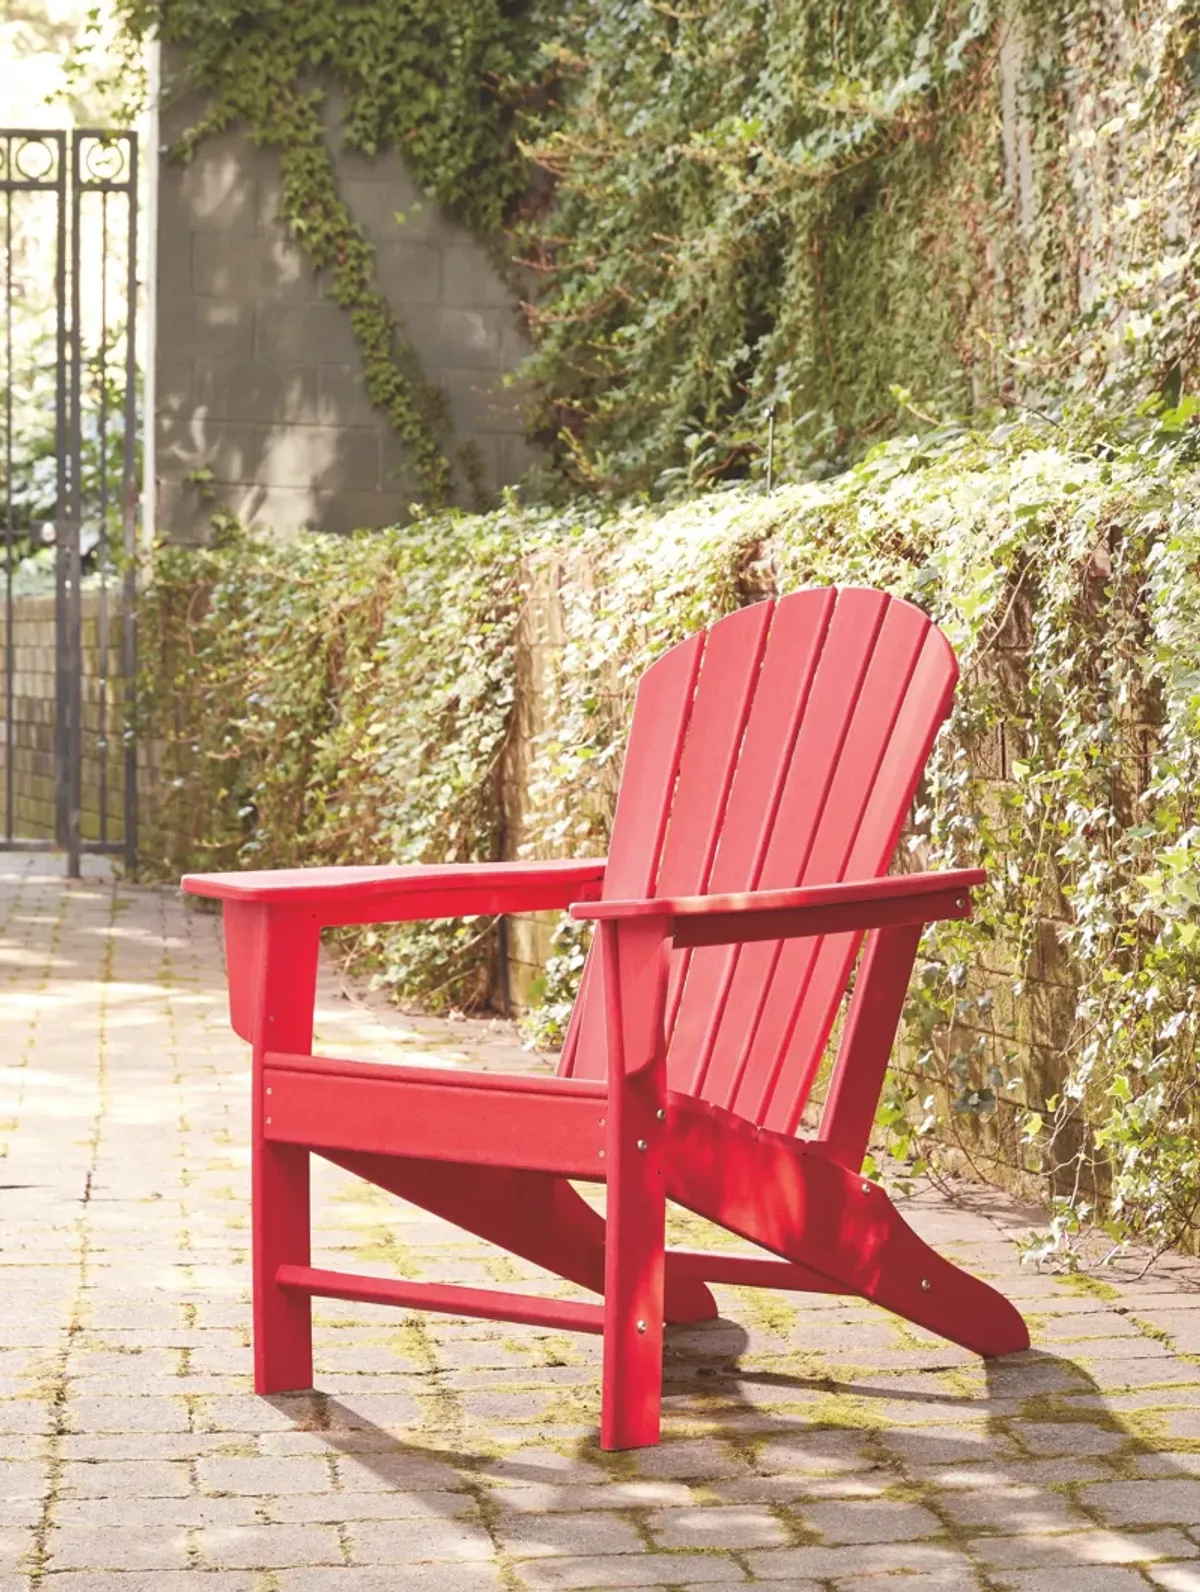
[599,919,669,1451]
[229,902,321,1395]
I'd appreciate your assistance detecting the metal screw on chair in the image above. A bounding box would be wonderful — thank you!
[655,1108,666,1120]
[861,1182,871,1194]
[637,1139,648,1152]
[266,1087,272,1095]
[921,1279,931,1291]
[265,1117,272,1126]
[636,1321,647,1333]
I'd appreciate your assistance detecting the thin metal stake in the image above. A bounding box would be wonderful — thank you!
[54,131,69,857]
[66,131,83,878]
[4,181,13,844]
[497,914,512,1019]
[122,134,139,877]
[98,187,110,846]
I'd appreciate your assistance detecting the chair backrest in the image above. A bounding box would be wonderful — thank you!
[557,587,958,1134]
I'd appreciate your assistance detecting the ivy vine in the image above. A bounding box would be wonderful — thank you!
[111,0,549,504]
[141,403,1200,1259]
[518,0,1200,493]
[96,0,1200,500]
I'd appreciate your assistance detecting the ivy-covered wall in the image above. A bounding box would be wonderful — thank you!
[519,0,1200,493]
[155,79,539,541]
[104,0,1198,516]
[140,413,1200,1258]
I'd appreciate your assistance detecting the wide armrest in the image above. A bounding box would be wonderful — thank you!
[182,858,607,927]
[571,868,985,950]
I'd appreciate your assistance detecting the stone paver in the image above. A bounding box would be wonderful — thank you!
[4,852,1200,1590]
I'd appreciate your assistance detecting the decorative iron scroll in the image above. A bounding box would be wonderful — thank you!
[0,131,65,192]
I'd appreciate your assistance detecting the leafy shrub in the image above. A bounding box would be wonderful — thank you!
[144,407,1200,1256]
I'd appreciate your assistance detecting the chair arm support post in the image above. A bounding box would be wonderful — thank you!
[224,902,321,1051]
[599,918,670,1449]
[812,921,924,1162]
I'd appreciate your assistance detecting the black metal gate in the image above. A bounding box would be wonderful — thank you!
[1,128,138,876]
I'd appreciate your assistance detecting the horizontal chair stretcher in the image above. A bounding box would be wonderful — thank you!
[276,1265,605,1334]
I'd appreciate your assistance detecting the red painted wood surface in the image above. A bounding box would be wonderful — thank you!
[183,587,1030,1451]
[816,923,924,1168]
[665,1248,847,1294]
[182,857,607,908]
[558,589,959,1139]
[319,1152,718,1324]
[241,905,321,1395]
[277,1264,605,1334]
[263,1056,607,1176]
[574,868,984,923]
[665,1092,1029,1358]
[599,919,670,1448]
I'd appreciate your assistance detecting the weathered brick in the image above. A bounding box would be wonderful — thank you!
[517,1555,749,1589]
[47,1524,192,1572]
[648,1503,789,1549]
[935,1483,1082,1533]
[971,1528,1200,1568]
[347,1516,495,1563]
[196,1455,332,1495]
[1003,1572,1156,1591]
[493,1509,645,1559]
[278,1569,506,1592]
[1083,1478,1200,1528]
[1148,1566,1200,1591]
[748,1541,970,1580]
[196,1523,344,1569]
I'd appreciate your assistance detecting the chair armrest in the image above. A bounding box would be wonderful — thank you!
[571,868,985,949]
[182,859,607,928]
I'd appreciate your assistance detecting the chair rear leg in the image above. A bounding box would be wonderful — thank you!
[254,1141,313,1393]
[668,1098,1029,1360]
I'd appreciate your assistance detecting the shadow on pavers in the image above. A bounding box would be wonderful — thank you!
[266,1325,1198,1583]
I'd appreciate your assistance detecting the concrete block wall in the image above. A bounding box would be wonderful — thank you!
[155,86,540,543]
[0,594,130,844]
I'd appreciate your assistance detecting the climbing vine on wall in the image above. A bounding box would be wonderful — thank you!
[142,407,1200,1258]
[519,0,1200,493]
[102,0,1200,502]
[110,0,550,503]
[142,503,534,1003]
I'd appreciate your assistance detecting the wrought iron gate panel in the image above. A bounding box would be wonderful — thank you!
[0,128,138,876]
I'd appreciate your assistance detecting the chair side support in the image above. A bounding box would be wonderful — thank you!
[227,901,321,1396]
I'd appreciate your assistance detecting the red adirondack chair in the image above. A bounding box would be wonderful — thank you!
[183,587,1029,1451]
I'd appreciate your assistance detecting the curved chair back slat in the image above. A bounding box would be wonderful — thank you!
[558,588,958,1132]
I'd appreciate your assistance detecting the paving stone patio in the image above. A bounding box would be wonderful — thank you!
[3,853,1200,1590]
